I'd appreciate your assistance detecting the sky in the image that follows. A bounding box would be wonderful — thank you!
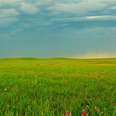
[0,0,116,58]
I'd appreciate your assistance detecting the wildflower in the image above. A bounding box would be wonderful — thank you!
[66,111,69,116]
[82,110,86,116]
[86,114,88,116]
[4,88,7,91]
[86,105,89,108]
[96,109,99,113]
[94,106,97,110]
[101,111,104,114]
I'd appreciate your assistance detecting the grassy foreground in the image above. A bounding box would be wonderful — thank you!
[0,58,116,116]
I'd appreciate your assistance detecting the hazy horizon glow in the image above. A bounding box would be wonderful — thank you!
[0,0,116,58]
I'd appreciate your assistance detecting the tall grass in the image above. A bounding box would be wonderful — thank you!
[0,58,116,116]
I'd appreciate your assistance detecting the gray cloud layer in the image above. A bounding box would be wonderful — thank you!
[0,0,116,27]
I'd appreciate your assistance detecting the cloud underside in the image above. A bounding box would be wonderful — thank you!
[0,0,116,28]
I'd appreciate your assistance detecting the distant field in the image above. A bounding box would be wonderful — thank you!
[0,58,116,116]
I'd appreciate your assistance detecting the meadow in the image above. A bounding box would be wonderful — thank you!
[0,58,116,116]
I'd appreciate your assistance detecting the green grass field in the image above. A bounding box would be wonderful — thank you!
[0,58,116,116]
